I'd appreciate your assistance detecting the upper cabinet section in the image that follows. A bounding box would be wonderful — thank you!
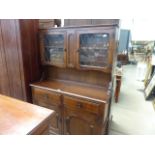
[39,25,117,72]
[40,30,67,67]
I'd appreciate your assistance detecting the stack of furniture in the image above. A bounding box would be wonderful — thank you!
[31,23,119,135]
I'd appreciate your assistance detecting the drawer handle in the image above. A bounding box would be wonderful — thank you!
[44,94,49,99]
[76,102,83,108]
[90,125,94,134]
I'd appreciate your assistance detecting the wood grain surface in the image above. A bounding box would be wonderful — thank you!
[0,94,53,135]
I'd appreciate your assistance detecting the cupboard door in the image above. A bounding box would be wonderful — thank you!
[32,88,62,134]
[0,20,24,99]
[75,28,115,72]
[48,106,62,135]
[63,107,103,135]
[63,96,103,135]
[40,30,67,68]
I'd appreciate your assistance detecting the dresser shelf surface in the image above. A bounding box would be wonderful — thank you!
[31,79,109,104]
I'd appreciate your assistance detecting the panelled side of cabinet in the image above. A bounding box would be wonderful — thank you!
[0,19,40,102]
[18,19,41,102]
[0,23,10,96]
[0,20,24,100]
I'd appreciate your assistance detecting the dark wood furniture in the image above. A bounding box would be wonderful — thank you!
[0,94,53,135]
[0,20,40,102]
[31,24,119,135]
[117,53,129,65]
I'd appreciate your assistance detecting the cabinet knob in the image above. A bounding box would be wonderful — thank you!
[76,49,80,53]
[90,125,94,134]
[44,94,49,100]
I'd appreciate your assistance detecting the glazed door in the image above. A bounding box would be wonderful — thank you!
[40,30,67,67]
[76,28,115,72]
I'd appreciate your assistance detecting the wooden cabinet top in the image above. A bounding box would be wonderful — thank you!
[0,94,53,135]
[31,80,110,104]
[39,24,119,30]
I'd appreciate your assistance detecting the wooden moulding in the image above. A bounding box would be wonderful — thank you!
[30,83,108,105]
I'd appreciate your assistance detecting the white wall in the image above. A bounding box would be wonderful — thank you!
[120,19,155,41]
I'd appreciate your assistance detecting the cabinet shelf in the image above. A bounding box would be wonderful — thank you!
[31,80,109,104]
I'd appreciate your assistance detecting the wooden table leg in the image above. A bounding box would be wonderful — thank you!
[115,76,122,103]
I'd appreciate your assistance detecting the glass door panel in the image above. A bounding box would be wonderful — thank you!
[42,33,66,67]
[79,33,109,68]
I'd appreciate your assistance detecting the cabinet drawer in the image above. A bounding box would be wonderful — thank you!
[63,96,100,115]
[32,87,61,106]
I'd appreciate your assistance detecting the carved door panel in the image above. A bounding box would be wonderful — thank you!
[63,107,99,135]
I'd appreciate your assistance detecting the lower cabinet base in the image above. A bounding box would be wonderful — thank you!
[31,86,110,135]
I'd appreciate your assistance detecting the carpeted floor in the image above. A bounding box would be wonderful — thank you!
[109,64,155,135]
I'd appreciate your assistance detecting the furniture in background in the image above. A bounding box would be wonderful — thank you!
[117,53,129,65]
[31,23,119,135]
[39,19,61,29]
[64,19,119,27]
[0,20,41,102]
[0,94,53,135]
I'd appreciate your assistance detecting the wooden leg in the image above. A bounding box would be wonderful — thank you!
[115,78,121,103]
